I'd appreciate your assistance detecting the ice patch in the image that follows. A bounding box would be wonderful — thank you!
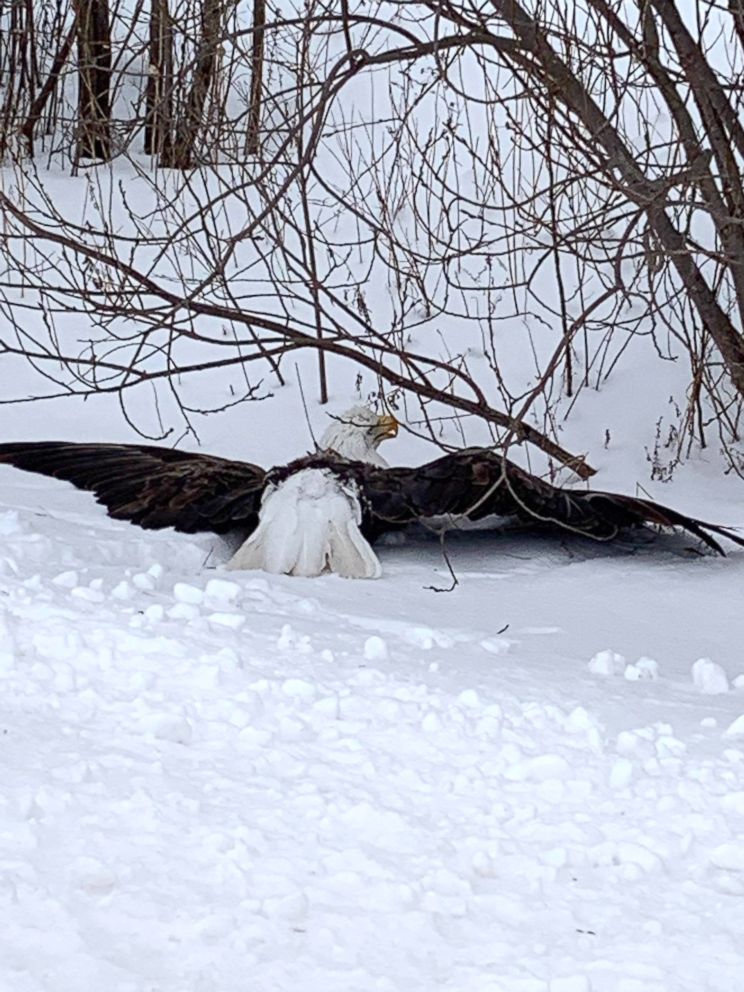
[691,657,730,695]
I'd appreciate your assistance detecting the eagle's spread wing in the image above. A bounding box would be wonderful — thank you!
[0,441,266,534]
[351,449,744,554]
[1,442,742,559]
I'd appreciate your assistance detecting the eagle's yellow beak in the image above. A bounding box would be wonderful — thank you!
[376,413,399,441]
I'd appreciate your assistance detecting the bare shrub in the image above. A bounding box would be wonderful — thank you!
[1,1,744,477]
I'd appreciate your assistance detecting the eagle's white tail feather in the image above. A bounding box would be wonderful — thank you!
[226,468,381,579]
[326,518,382,579]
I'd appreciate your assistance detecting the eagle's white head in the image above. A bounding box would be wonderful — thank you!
[319,405,399,466]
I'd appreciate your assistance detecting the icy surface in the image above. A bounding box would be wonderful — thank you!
[1,457,744,990]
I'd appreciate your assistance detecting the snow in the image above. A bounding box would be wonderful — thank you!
[3,88,744,987]
[2,461,744,992]
[725,714,744,737]
[3,0,744,979]
[691,658,731,696]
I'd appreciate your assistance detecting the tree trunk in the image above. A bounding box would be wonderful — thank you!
[144,0,173,158]
[21,18,77,158]
[165,0,221,169]
[245,0,265,156]
[0,0,37,161]
[74,0,112,161]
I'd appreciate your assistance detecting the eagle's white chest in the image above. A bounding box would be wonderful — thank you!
[226,468,382,578]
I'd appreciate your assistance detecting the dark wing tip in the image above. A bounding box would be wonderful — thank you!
[0,441,267,535]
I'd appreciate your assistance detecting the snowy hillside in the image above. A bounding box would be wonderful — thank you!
[2,401,744,991]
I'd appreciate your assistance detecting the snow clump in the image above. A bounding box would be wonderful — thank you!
[691,657,730,695]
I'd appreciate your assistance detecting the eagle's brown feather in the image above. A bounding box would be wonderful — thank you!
[353,450,744,554]
[0,441,742,555]
[0,441,266,534]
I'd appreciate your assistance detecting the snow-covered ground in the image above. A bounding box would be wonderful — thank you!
[3,3,744,982]
[2,408,744,992]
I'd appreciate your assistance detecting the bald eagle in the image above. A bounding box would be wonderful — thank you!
[226,406,397,578]
[0,405,742,578]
